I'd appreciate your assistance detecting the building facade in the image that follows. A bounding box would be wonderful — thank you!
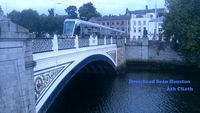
[89,15,131,35]
[89,7,166,40]
[126,7,166,40]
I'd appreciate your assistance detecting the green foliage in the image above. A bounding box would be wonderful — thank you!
[78,2,101,21]
[8,10,21,24]
[65,6,78,19]
[8,9,66,35]
[20,9,40,32]
[7,2,102,35]
[48,8,55,16]
[163,0,200,67]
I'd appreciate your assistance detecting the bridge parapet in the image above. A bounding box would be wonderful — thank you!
[31,35,117,54]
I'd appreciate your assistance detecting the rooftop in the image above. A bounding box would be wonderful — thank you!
[89,15,131,21]
[126,8,166,15]
[149,16,165,22]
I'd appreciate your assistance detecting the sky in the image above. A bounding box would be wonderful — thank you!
[0,0,165,16]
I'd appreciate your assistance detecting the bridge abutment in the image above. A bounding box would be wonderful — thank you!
[116,38,126,71]
[0,19,35,113]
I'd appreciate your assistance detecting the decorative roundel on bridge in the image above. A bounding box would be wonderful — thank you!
[34,62,73,103]
[34,66,65,102]
[35,76,44,94]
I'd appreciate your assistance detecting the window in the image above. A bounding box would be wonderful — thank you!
[107,22,109,25]
[117,21,119,25]
[134,21,136,26]
[138,21,141,26]
[121,21,124,25]
[112,22,114,25]
[121,28,124,31]
[134,27,136,32]
[138,27,141,32]
[63,21,75,36]
[159,28,162,32]
[138,36,141,39]
[143,21,146,25]
[74,25,80,36]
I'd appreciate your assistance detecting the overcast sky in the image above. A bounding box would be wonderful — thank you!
[0,0,165,16]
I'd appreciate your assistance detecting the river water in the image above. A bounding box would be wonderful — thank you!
[47,70,200,113]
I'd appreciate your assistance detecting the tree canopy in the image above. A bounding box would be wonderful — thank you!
[8,9,66,35]
[78,2,101,20]
[8,9,40,32]
[48,8,55,16]
[163,0,200,66]
[65,6,78,19]
[7,2,102,35]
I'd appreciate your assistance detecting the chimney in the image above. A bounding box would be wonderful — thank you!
[126,8,129,15]
[145,5,148,14]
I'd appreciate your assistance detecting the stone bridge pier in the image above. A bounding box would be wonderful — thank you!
[0,19,35,113]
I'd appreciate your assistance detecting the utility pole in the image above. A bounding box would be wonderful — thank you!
[5,3,7,16]
[154,0,158,40]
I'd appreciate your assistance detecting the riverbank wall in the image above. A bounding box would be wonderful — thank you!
[125,39,183,63]
[124,39,200,73]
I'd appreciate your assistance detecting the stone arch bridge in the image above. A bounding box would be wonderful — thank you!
[0,19,126,113]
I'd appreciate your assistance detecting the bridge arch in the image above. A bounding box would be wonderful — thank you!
[38,54,116,113]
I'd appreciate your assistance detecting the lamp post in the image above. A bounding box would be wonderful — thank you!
[154,0,158,40]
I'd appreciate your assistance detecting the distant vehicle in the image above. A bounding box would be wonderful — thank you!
[63,19,124,38]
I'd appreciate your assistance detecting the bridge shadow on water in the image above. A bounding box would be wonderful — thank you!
[47,61,116,113]
[46,61,200,113]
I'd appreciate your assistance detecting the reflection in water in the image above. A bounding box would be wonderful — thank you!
[47,71,200,113]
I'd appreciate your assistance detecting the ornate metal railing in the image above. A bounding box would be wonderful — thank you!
[113,38,117,44]
[106,37,111,45]
[32,38,53,53]
[31,35,120,54]
[98,38,104,45]
[58,38,75,50]
[79,38,89,47]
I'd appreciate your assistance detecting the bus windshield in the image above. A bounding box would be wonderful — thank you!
[63,21,75,36]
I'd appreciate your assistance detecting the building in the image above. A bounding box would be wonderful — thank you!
[89,15,131,35]
[126,6,166,40]
[148,16,165,40]
[89,6,166,40]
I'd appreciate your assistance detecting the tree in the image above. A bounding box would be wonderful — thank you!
[163,0,200,66]
[8,8,66,35]
[65,6,78,19]
[20,9,40,32]
[8,10,21,24]
[48,8,55,16]
[8,9,40,32]
[78,2,101,21]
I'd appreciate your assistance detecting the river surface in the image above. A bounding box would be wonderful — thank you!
[47,70,200,113]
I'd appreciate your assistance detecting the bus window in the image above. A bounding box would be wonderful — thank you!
[63,21,75,36]
[82,25,90,38]
[74,25,80,36]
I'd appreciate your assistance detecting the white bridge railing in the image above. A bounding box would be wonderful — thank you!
[31,35,117,54]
